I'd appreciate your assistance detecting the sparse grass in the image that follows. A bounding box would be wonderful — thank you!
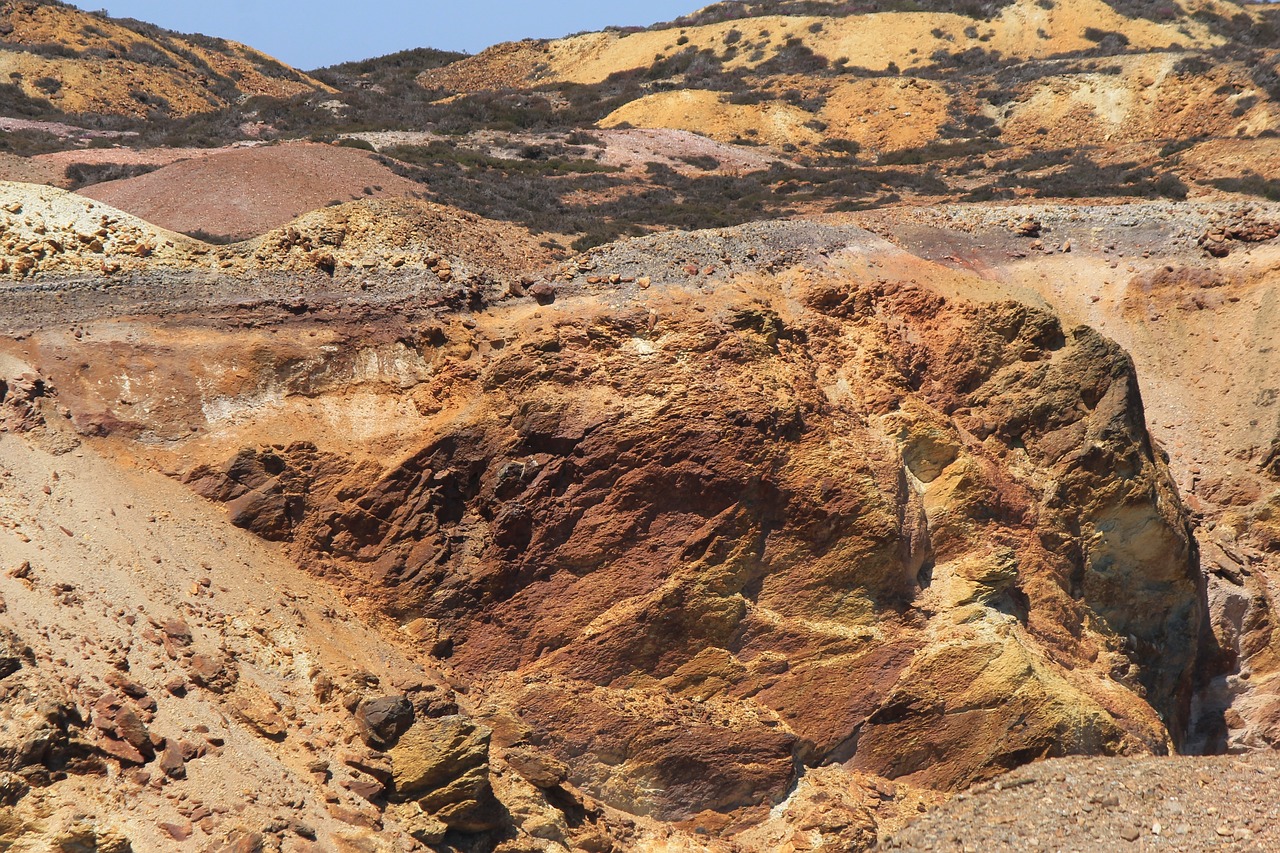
[64,161,161,189]
[651,1,1017,29]
[0,128,77,157]
[877,137,1002,166]
[982,151,1189,199]
[182,228,239,244]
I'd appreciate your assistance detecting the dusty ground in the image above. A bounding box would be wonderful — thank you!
[883,752,1280,851]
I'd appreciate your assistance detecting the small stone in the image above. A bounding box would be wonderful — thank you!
[161,618,192,645]
[1120,827,1140,842]
[187,653,235,693]
[340,771,386,802]
[98,736,146,765]
[114,706,150,750]
[159,741,186,779]
[327,802,381,830]
[159,820,193,841]
[355,696,414,749]
[1014,219,1042,238]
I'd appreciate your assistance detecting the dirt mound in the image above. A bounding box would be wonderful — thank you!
[418,39,548,92]
[595,127,789,174]
[243,197,554,279]
[0,0,328,117]
[997,52,1279,149]
[0,151,61,184]
[0,181,550,289]
[34,145,227,172]
[78,142,429,241]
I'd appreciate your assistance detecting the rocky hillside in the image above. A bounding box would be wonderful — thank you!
[2,198,1274,851]
[1,1,1280,852]
[0,0,328,118]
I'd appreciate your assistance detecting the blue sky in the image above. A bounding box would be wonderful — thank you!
[72,1,703,69]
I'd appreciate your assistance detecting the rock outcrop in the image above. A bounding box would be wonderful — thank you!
[151,223,1208,842]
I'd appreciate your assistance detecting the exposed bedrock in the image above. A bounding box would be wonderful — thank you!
[183,259,1207,826]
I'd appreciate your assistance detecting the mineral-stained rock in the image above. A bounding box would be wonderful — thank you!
[0,672,99,782]
[226,488,296,541]
[197,240,1203,827]
[48,819,133,853]
[503,746,569,789]
[158,740,186,779]
[387,715,500,830]
[228,684,287,741]
[30,215,1210,847]
[0,772,28,807]
[528,282,556,303]
[159,819,193,841]
[340,769,386,803]
[187,652,238,693]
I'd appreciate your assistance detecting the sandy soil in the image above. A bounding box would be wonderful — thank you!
[0,1,326,117]
[0,420,453,851]
[601,90,824,148]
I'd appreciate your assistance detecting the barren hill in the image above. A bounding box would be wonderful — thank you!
[0,0,329,118]
[77,143,434,242]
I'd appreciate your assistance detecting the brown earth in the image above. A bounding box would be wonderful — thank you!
[77,143,430,242]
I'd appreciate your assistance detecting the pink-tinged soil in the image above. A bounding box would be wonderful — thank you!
[78,142,427,241]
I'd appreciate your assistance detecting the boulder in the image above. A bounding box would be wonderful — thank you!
[388,715,500,831]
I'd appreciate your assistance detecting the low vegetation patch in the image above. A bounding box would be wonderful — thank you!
[63,161,161,189]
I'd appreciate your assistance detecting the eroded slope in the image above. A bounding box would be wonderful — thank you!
[0,219,1217,851]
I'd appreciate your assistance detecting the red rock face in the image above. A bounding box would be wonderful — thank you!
[167,241,1202,826]
[0,218,1219,847]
